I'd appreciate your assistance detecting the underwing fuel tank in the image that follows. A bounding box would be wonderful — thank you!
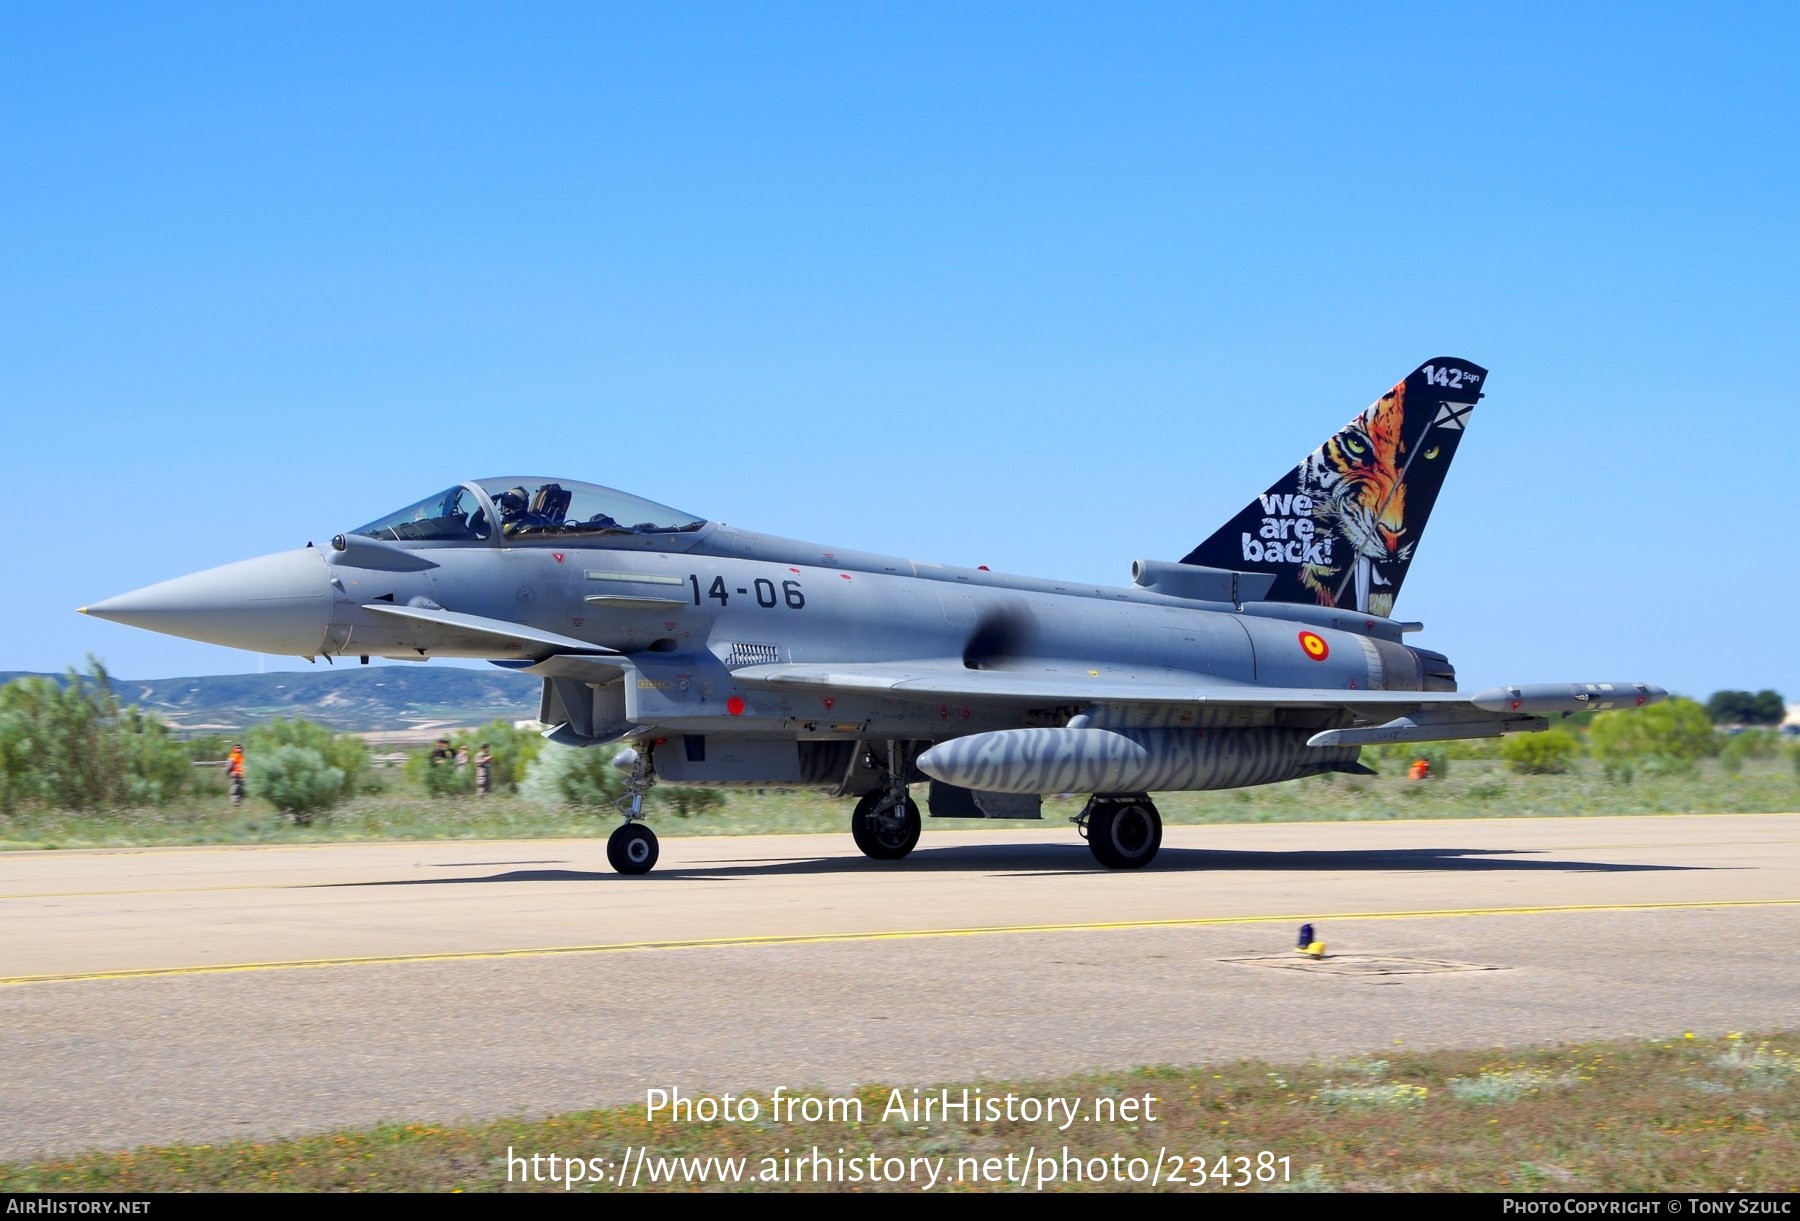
[916,727,1361,796]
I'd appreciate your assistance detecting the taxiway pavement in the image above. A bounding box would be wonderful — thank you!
[3,812,1796,1160]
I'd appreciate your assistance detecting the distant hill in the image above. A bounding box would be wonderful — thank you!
[0,666,542,736]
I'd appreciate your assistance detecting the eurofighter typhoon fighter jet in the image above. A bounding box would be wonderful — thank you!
[83,358,1663,874]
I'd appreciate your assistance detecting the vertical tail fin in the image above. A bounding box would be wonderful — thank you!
[1180,357,1487,616]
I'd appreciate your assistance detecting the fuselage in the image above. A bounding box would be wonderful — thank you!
[337,521,1436,686]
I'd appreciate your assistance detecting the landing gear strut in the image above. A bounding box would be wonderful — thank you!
[1076,795,1162,869]
[607,746,660,876]
[849,741,922,861]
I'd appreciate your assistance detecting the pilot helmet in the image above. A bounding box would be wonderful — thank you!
[499,487,528,514]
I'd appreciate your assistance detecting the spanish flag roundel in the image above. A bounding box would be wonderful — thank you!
[1298,631,1329,661]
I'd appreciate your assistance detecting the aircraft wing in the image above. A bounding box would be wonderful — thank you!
[731,659,1460,707]
[729,661,1664,746]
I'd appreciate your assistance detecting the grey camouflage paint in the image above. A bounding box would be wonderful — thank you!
[917,726,1361,796]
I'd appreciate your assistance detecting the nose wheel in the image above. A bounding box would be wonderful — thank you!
[607,822,660,875]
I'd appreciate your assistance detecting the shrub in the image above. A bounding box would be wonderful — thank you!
[248,745,346,824]
[1722,728,1781,761]
[0,660,190,811]
[418,752,474,796]
[453,721,544,794]
[405,743,473,797]
[1316,1083,1428,1108]
[247,718,368,796]
[1589,697,1719,764]
[1449,1070,1576,1103]
[1501,729,1580,775]
[0,726,23,814]
[520,743,625,808]
[403,724,545,798]
[111,705,192,806]
[180,735,235,797]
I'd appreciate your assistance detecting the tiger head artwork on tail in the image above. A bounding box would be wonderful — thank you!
[1180,358,1485,618]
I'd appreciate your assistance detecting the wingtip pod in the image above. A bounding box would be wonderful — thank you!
[1180,357,1488,617]
[1469,683,1667,714]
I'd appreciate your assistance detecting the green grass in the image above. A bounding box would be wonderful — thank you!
[3,1032,1792,1192]
[3,756,1795,851]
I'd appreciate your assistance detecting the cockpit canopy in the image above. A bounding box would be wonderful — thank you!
[350,479,706,544]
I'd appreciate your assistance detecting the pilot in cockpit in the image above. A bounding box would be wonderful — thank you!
[498,486,530,535]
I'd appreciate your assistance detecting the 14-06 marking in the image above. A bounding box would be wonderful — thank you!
[690,574,806,610]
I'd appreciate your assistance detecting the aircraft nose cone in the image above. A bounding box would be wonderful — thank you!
[81,548,331,656]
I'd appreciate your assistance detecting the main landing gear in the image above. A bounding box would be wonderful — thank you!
[607,747,660,876]
[850,788,922,859]
[1076,795,1163,869]
[849,742,922,861]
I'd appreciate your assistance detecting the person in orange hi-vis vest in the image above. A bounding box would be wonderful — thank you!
[227,743,246,805]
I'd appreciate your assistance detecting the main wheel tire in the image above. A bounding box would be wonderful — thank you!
[607,822,659,875]
[850,790,922,860]
[1087,800,1162,869]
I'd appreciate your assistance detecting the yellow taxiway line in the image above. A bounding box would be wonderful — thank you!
[6,897,1798,988]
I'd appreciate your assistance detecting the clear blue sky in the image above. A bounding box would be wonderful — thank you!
[4,3,1795,703]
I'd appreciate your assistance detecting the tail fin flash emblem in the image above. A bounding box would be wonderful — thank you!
[1433,402,1475,431]
[1180,357,1488,617]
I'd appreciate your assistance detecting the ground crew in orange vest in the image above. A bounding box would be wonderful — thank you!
[1408,757,1430,782]
[227,743,246,805]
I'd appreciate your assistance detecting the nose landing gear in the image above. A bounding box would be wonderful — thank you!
[607,745,661,876]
